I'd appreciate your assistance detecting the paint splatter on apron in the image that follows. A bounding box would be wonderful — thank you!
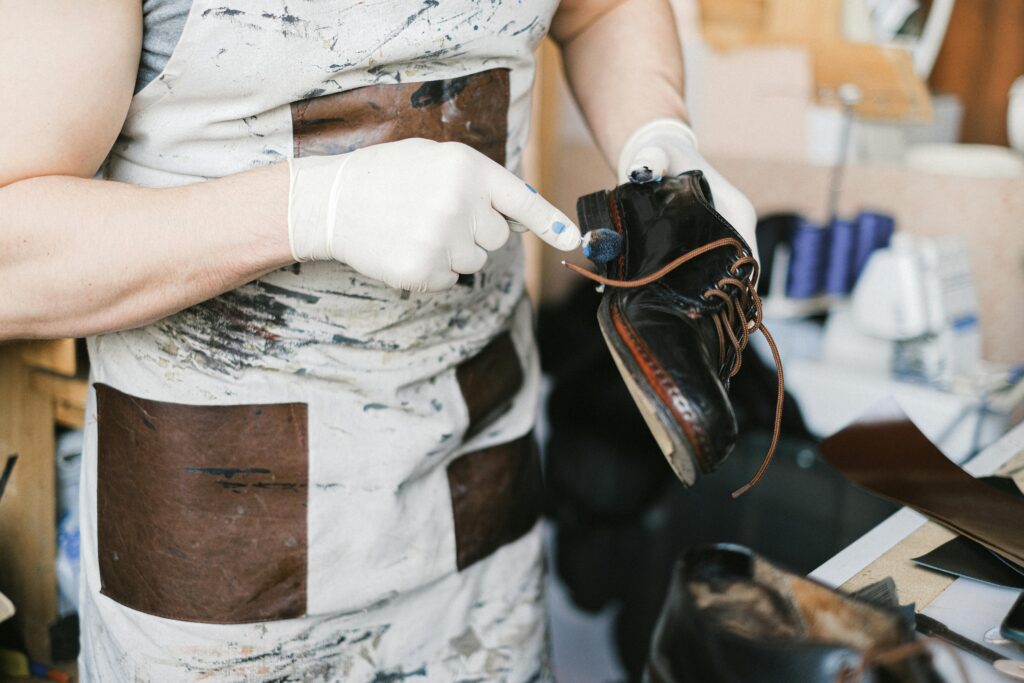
[80,1,556,680]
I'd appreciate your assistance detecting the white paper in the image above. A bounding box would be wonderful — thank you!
[921,577,1024,681]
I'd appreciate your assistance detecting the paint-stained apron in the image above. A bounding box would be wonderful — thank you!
[80,1,557,680]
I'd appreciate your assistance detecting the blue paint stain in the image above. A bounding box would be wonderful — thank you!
[363,403,387,412]
[525,183,537,194]
[430,399,443,412]
[552,221,567,235]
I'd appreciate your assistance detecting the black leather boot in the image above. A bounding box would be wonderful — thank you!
[568,171,783,496]
[647,544,945,683]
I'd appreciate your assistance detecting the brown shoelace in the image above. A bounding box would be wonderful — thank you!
[563,237,783,498]
[836,637,969,683]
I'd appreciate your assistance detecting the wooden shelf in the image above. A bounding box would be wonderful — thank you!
[0,339,83,664]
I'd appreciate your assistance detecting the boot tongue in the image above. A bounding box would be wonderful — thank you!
[613,172,751,305]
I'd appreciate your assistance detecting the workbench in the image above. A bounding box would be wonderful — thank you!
[812,420,1024,680]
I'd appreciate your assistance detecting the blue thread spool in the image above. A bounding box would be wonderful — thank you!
[786,219,832,299]
[853,211,895,281]
[825,218,857,295]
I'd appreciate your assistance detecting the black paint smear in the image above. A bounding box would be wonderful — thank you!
[411,76,470,108]
[302,88,326,100]
[372,667,427,682]
[214,481,306,491]
[153,286,305,375]
[202,7,245,17]
[255,281,321,305]
[318,289,386,302]
[511,16,539,36]
[404,0,439,28]
[261,11,301,24]
[141,416,157,431]
[206,627,385,669]
[186,466,272,478]
[332,332,368,345]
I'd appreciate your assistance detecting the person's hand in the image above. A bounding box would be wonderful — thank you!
[618,119,759,264]
[288,138,581,292]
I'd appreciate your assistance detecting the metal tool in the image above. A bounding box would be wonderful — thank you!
[1003,592,1024,643]
[0,455,17,503]
[916,612,1024,680]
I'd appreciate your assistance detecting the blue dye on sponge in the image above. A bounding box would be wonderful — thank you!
[582,228,623,264]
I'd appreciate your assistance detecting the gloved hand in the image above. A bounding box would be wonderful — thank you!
[618,118,759,264]
[288,138,581,292]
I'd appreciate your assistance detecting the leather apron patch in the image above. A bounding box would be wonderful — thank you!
[447,432,542,571]
[291,68,510,164]
[95,383,308,624]
[456,331,524,439]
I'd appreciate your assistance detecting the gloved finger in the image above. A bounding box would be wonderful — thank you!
[625,145,670,184]
[701,168,761,265]
[473,211,512,251]
[506,183,539,233]
[449,242,489,275]
[506,219,528,234]
[414,269,461,293]
[485,164,581,251]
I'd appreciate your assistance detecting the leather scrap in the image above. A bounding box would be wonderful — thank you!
[821,398,1024,567]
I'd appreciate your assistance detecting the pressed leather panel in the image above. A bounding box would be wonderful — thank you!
[447,433,542,571]
[455,331,524,440]
[292,68,509,164]
[95,383,309,624]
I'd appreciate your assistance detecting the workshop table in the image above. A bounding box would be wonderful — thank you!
[811,420,1024,680]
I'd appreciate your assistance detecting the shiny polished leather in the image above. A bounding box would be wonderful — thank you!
[577,172,756,484]
[647,544,944,683]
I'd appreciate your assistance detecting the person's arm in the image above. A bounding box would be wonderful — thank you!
[550,0,687,171]
[1,1,579,342]
[0,0,292,341]
[550,0,759,260]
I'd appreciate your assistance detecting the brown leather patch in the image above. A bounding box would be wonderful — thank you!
[447,433,542,570]
[95,383,308,624]
[291,68,509,163]
[456,331,524,439]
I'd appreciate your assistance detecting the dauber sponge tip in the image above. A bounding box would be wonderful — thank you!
[581,228,623,264]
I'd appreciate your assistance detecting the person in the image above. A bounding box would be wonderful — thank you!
[0,0,757,679]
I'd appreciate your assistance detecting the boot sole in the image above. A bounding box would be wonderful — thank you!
[597,297,700,486]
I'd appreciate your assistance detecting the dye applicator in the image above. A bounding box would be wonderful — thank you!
[581,228,623,264]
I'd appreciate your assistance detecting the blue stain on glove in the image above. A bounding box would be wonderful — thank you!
[582,228,623,264]
[552,221,567,234]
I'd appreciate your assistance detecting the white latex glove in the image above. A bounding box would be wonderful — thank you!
[288,138,581,292]
[617,118,760,264]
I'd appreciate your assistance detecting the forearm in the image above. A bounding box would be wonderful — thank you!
[556,0,688,170]
[0,164,292,340]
